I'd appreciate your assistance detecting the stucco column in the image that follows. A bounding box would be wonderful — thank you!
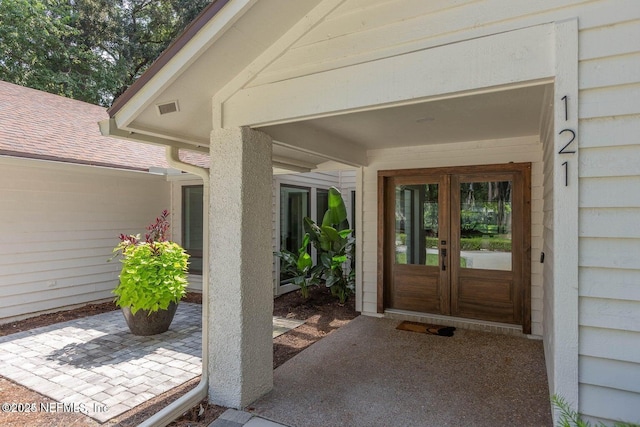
[208,126,273,408]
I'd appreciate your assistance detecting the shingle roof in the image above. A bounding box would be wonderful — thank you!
[0,80,208,171]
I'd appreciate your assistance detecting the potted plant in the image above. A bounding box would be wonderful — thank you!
[111,210,189,335]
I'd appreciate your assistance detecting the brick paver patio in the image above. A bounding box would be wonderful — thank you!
[0,303,202,422]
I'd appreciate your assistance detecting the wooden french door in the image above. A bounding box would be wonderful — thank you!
[379,163,531,333]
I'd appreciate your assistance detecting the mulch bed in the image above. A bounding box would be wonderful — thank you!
[0,287,357,426]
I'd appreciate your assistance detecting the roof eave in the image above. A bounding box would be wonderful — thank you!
[99,118,209,153]
[108,0,234,118]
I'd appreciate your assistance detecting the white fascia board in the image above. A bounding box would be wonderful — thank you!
[99,118,209,153]
[222,23,555,128]
[114,0,258,130]
[114,120,210,149]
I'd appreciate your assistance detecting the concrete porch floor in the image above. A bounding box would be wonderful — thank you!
[249,316,552,427]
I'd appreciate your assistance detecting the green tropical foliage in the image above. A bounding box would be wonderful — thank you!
[275,187,355,303]
[277,234,315,299]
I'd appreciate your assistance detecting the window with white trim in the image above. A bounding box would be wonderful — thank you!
[182,185,203,274]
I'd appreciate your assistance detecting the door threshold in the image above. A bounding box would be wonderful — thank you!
[384,309,534,338]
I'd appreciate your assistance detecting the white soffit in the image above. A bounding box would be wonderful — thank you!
[259,83,551,151]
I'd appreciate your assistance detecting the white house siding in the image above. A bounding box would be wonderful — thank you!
[577,19,640,423]
[247,1,640,422]
[0,157,170,322]
[338,169,357,217]
[363,137,544,337]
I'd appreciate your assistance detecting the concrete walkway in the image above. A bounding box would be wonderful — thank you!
[272,317,305,338]
[210,409,288,427]
[249,316,552,427]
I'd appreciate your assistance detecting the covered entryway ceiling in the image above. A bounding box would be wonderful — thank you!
[113,81,551,172]
[260,84,550,157]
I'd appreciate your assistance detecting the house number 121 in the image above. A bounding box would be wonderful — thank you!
[558,95,576,186]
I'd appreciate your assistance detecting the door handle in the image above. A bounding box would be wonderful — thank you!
[440,247,447,271]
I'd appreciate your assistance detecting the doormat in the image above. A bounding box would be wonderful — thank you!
[396,321,456,337]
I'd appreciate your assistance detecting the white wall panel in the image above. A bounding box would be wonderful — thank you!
[580,326,640,364]
[579,115,640,149]
[580,356,640,394]
[0,157,170,322]
[580,297,640,332]
[580,384,640,424]
[580,267,640,302]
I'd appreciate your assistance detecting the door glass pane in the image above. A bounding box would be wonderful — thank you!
[459,181,512,271]
[395,184,438,266]
[182,185,203,274]
[280,186,310,281]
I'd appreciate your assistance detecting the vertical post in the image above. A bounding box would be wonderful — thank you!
[208,126,273,408]
[551,18,579,417]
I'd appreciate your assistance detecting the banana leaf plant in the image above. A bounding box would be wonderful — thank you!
[275,234,318,299]
[274,187,355,303]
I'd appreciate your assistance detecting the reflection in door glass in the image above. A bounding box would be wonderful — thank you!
[459,181,512,271]
[395,184,438,266]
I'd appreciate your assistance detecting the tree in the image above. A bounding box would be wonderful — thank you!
[0,0,107,104]
[72,0,211,103]
[0,0,210,106]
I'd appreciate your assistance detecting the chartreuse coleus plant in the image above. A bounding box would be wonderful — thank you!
[111,210,189,314]
[275,187,355,304]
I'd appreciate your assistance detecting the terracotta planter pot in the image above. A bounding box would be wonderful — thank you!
[120,302,178,336]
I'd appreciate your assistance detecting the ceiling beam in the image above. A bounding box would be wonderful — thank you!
[264,123,368,167]
[222,24,554,129]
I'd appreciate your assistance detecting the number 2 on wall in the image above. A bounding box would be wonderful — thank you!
[558,129,576,154]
